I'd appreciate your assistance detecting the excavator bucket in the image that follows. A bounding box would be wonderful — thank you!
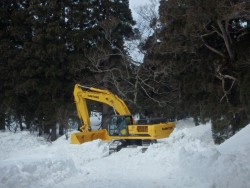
[71,129,111,144]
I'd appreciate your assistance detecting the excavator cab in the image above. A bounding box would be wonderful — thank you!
[108,115,132,136]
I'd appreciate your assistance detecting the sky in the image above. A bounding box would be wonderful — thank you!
[129,0,151,9]
[129,0,153,8]
[126,0,160,63]
[129,0,156,20]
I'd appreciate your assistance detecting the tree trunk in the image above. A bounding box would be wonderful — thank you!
[217,20,235,62]
[101,104,113,130]
[25,115,31,130]
[17,114,23,131]
[38,126,43,136]
[44,124,50,134]
[50,124,57,141]
[59,123,64,135]
[0,112,5,131]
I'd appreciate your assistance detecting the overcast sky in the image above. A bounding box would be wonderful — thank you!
[129,0,152,19]
[129,0,159,21]
[129,0,151,8]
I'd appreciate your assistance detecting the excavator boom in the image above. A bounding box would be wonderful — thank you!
[74,84,132,129]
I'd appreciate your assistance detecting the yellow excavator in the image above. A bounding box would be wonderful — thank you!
[71,84,175,152]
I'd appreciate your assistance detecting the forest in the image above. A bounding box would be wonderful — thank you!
[0,0,250,143]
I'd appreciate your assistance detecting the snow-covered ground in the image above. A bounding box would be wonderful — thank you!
[0,119,250,188]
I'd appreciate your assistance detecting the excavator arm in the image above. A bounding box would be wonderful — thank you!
[73,84,132,132]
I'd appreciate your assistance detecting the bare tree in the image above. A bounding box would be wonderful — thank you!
[84,11,176,109]
[198,1,250,104]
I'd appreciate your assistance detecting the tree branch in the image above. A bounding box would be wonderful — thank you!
[217,20,235,61]
[216,65,237,103]
[202,37,226,58]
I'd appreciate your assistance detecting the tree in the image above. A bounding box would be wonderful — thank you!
[0,0,32,130]
[156,0,250,142]
[0,0,137,137]
[130,0,179,118]
[0,0,75,137]
[67,0,136,127]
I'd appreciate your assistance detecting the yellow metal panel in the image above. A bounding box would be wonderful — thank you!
[126,122,175,139]
[71,129,112,144]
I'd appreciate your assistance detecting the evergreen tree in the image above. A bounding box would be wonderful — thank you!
[0,0,135,136]
[0,0,32,130]
[65,0,135,128]
[21,0,75,138]
[155,0,250,143]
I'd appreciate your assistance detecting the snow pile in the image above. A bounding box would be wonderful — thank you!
[0,132,76,188]
[0,119,250,188]
[52,138,109,168]
[178,124,250,188]
[0,155,76,188]
[0,131,47,160]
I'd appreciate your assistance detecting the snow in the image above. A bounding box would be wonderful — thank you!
[0,119,250,188]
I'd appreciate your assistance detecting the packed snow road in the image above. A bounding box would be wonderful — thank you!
[0,119,250,188]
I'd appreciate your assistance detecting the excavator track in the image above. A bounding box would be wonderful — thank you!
[109,140,128,154]
[108,139,157,154]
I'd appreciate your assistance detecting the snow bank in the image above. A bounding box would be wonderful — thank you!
[0,131,47,160]
[0,155,76,188]
[0,131,108,188]
[0,119,250,188]
[180,124,250,188]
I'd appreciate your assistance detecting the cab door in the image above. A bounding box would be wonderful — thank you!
[118,116,128,136]
[108,116,128,136]
[108,116,118,136]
